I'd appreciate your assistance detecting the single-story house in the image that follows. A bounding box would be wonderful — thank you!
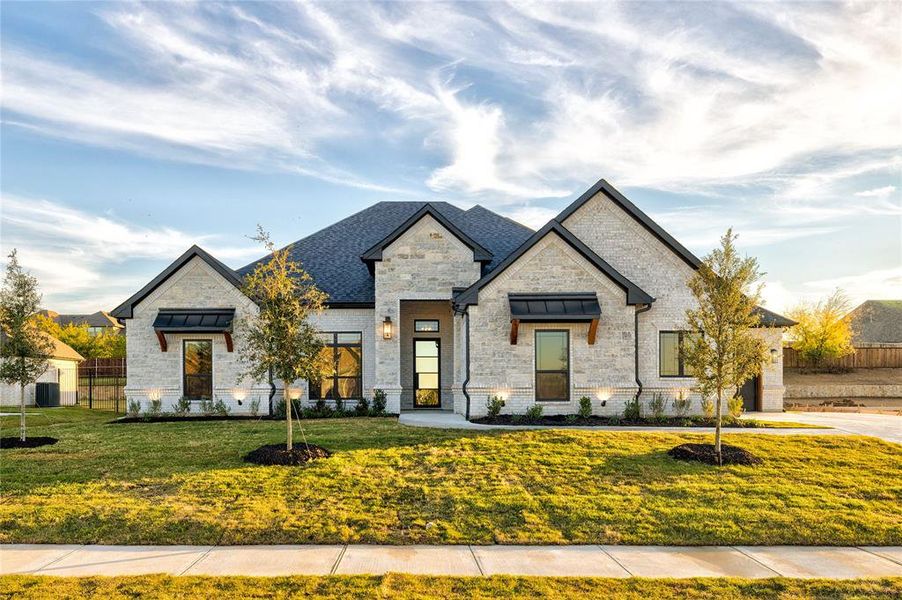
[847,300,902,346]
[40,309,124,336]
[111,179,794,417]
[0,333,83,407]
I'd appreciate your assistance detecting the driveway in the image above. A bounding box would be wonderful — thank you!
[748,411,901,444]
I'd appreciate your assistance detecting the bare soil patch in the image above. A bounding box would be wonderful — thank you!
[243,443,332,466]
[0,436,58,449]
[668,443,761,466]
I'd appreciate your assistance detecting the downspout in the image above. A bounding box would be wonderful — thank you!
[268,367,277,416]
[634,303,652,402]
[463,309,472,420]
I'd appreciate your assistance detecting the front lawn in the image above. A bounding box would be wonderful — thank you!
[1,575,900,600]
[1,408,899,545]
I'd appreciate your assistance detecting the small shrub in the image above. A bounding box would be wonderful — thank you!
[672,391,691,418]
[607,415,622,426]
[199,398,215,416]
[126,399,141,418]
[577,396,592,419]
[623,396,642,421]
[145,398,162,419]
[371,389,387,415]
[213,397,230,416]
[171,396,191,416]
[312,399,332,417]
[648,393,666,420]
[486,395,504,418]
[334,397,344,414]
[355,397,370,416]
[701,397,715,419]
[273,398,302,419]
[565,414,579,424]
[249,397,261,417]
[525,404,543,422]
[728,395,744,419]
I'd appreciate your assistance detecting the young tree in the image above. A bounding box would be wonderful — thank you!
[238,227,329,451]
[0,250,54,441]
[683,230,768,465]
[786,289,854,370]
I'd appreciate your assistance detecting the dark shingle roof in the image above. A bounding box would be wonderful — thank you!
[53,311,123,329]
[237,202,534,305]
[847,300,902,344]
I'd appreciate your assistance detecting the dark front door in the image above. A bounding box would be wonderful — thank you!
[414,339,440,408]
[739,375,759,412]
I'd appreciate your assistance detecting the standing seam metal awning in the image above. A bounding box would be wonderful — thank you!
[152,308,236,352]
[508,293,601,345]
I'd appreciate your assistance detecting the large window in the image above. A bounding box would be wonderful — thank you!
[311,332,362,400]
[659,331,697,377]
[535,330,569,402]
[183,340,213,399]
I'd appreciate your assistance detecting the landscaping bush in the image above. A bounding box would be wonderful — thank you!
[354,397,370,416]
[525,404,543,422]
[171,396,191,416]
[623,396,641,421]
[728,395,744,419]
[199,398,215,416]
[213,397,230,417]
[144,398,162,419]
[371,388,387,415]
[672,391,691,417]
[126,399,141,418]
[577,396,592,419]
[486,395,504,418]
[648,393,666,420]
[334,397,344,414]
[312,399,332,417]
[272,398,302,420]
[249,397,261,417]
[701,397,715,419]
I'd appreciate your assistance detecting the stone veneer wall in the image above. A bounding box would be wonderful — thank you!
[124,256,268,415]
[466,232,638,417]
[373,214,481,414]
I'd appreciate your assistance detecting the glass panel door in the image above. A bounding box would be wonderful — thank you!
[414,339,440,407]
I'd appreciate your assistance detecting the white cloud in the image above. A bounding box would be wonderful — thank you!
[855,185,897,199]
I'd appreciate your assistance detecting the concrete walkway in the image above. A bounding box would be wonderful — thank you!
[2,544,900,579]
[399,410,842,436]
[749,411,902,444]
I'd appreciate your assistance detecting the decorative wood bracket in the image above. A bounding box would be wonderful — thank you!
[156,330,168,352]
[224,332,234,352]
[588,318,599,345]
[510,319,520,345]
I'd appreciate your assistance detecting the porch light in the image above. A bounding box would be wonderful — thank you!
[770,348,779,364]
[383,316,393,340]
[232,389,247,405]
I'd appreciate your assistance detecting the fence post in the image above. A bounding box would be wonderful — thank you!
[88,364,93,409]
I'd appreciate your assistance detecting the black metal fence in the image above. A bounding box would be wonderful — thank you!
[77,358,126,412]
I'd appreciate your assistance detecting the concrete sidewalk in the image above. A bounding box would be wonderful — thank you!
[3,544,900,579]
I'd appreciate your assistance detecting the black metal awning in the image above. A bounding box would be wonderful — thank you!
[152,308,236,352]
[509,293,601,322]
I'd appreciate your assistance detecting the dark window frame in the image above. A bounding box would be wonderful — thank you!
[310,331,363,400]
[414,319,440,332]
[182,339,213,400]
[413,337,441,408]
[535,329,570,402]
[659,330,696,377]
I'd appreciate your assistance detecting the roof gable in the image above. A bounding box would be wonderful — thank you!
[847,300,902,344]
[110,245,243,319]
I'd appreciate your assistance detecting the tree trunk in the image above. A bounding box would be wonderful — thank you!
[714,389,723,466]
[285,385,293,451]
[19,382,27,442]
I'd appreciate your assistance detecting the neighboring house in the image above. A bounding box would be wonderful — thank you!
[111,179,794,417]
[41,310,124,336]
[847,300,902,346]
[0,333,83,407]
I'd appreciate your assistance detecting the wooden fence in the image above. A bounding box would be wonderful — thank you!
[77,357,126,412]
[783,345,902,369]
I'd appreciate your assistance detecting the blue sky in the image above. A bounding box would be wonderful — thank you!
[1,1,900,313]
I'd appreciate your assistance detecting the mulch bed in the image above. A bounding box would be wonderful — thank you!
[243,443,332,466]
[111,415,271,424]
[0,436,58,449]
[471,415,753,427]
[668,443,762,466]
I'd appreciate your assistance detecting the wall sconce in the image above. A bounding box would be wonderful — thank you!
[770,348,779,364]
[233,389,247,405]
[383,316,393,340]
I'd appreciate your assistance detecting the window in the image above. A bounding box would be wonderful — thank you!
[311,332,362,400]
[659,331,697,377]
[183,340,213,399]
[414,319,440,332]
[535,330,569,401]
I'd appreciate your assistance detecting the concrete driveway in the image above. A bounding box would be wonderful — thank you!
[748,411,901,444]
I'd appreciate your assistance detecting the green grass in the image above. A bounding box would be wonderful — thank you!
[1,576,899,600]
[0,408,899,545]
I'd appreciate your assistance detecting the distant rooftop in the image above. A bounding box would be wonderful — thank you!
[846,300,902,345]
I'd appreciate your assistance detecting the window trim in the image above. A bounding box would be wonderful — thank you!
[534,329,570,402]
[414,319,440,333]
[182,338,213,400]
[310,331,363,401]
[659,330,695,378]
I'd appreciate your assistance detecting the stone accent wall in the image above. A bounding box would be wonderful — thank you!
[374,214,481,414]
[399,301,454,410]
[466,232,638,417]
[124,256,268,415]
[757,328,785,412]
